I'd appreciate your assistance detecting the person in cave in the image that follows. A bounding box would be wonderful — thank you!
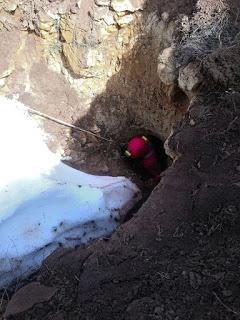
[124,135,166,183]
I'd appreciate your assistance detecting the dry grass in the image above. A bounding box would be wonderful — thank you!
[175,0,240,69]
[0,288,9,317]
[178,0,231,62]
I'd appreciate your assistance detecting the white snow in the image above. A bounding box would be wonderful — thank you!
[0,97,141,289]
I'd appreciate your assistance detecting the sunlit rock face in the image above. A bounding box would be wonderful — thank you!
[111,0,145,12]
[0,0,186,157]
[0,97,141,289]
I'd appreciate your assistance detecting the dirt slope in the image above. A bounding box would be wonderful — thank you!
[8,90,240,320]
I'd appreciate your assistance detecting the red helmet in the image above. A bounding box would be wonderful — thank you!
[125,136,151,159]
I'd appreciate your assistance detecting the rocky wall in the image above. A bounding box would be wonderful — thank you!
[0,0,190,161]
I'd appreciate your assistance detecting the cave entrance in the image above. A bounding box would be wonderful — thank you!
[118,131,170,222]
[121,133,169,182]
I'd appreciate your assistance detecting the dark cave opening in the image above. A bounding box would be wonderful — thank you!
[120,132,170,222]
[120,133,169,182]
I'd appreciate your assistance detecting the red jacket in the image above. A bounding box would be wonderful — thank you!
[140,150,161,180]
[125,136,161,181]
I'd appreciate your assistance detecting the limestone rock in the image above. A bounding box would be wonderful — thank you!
[94,0,110,6]
[178,62,203,92]
[0,9,22,30]
[157,47,177,85]
[37,12,58,39]
[117,14,134,25]
[62,40,92,75]
[91,5,114,24]
[60,15,87,74]
[76,0,94,28]
[60,15,74,43]
[4,1,18,12]
[164,131,181,161]
[102,11,115,25]
[60,2,132,78]
[111,0,145,12]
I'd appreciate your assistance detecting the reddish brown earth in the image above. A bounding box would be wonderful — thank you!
[2,0,240,319]
[5,90,240,320]
[7,90,240,320]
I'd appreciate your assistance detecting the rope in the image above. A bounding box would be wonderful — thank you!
[25,106,113,143]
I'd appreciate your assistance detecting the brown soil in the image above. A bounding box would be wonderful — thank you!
[2,0,240,319]
[5,90,240,320]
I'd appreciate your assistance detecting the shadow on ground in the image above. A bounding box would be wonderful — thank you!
[66,0,196,187]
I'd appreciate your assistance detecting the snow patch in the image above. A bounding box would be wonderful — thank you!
[0,97,141,288]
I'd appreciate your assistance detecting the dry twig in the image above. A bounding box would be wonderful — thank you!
[213,291,240,316]
[25,106,113,143]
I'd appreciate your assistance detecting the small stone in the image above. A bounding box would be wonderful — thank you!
[190,119,195,126]
[100,164,109,173]
[103,12,115,25]
[226,205,237,213]
[111,0,145,12]
[80,135,87,146]
[182,270,187,278]
[161,12,169,22]
[117,14,134,25]
[5,282,57,317]
[178,62,203,92]
[157,47,177,85]
[58,2,70,14]
[91,6,109,22]
[70,4,79,14]
[94,0,110,6]
[91,124,101,133]
[4,2,17,12]
[0,78,6,87]
[28,20,35,31]
[22,20,29,28]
